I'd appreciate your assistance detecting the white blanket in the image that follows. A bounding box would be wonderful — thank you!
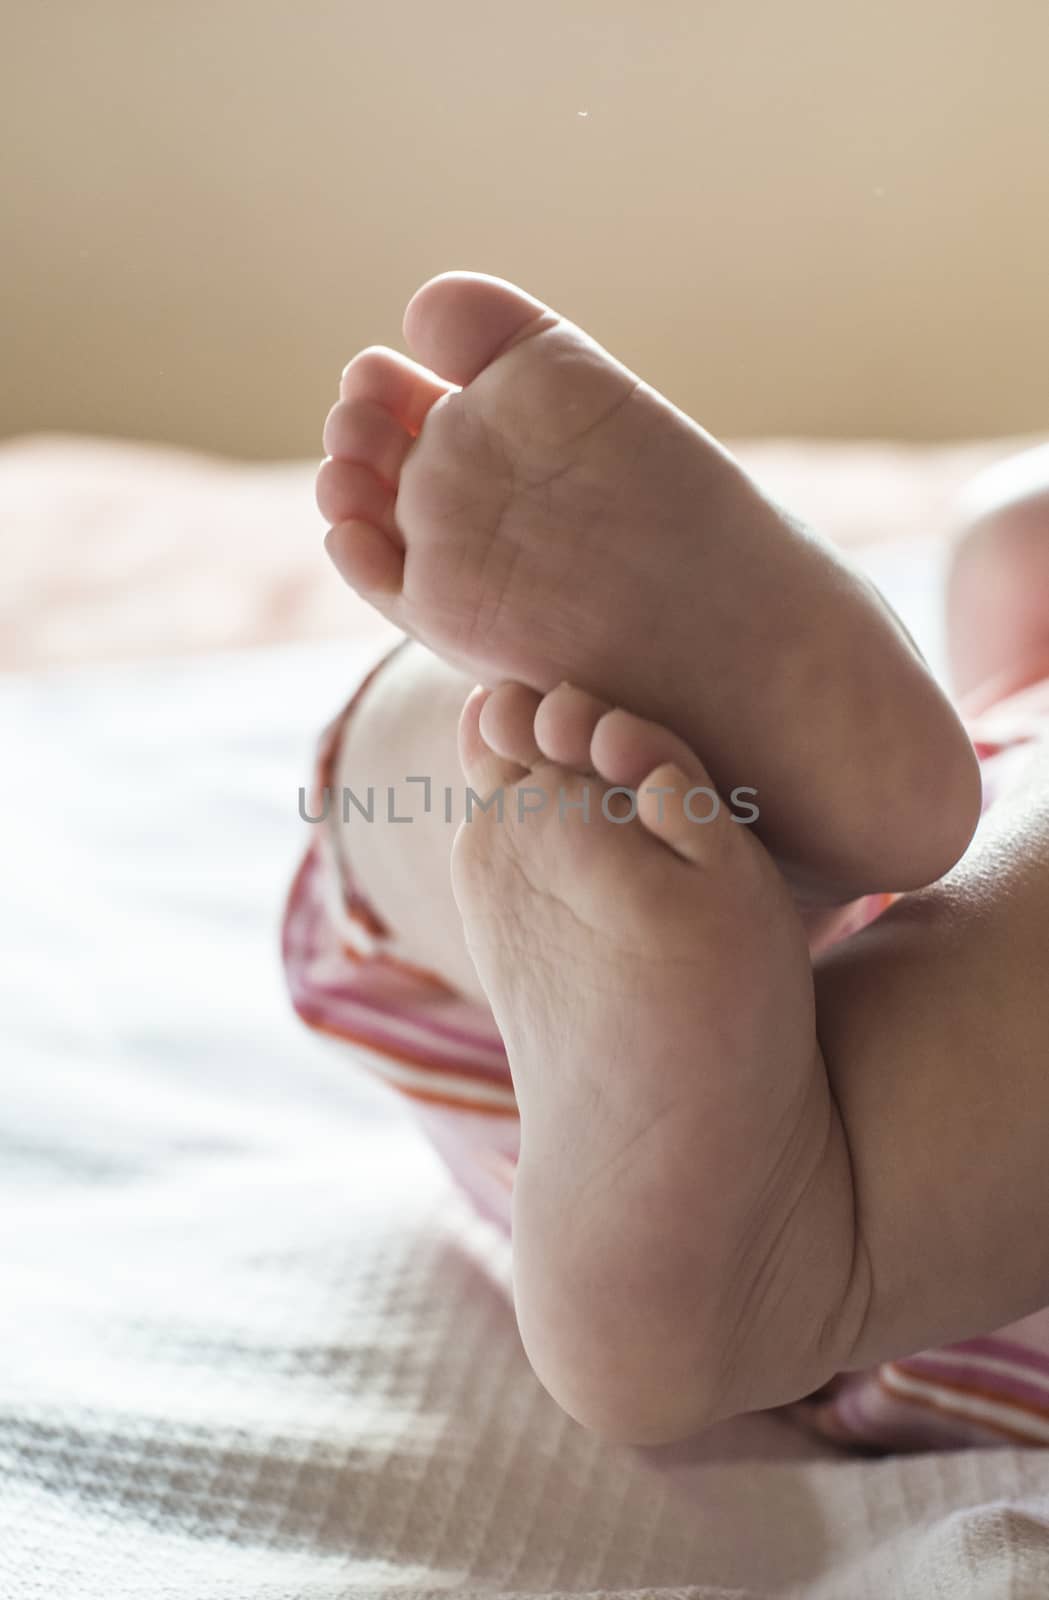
[4,545,1049,1597]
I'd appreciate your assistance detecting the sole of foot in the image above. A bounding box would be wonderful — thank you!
[449,678,867,1444]
[318,271,980,897]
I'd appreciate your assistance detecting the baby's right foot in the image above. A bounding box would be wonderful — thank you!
[451,679,868,1444]
[318,272,980,899]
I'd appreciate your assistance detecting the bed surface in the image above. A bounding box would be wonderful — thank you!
[4,436,1049,1596]
[3,430,1030,672]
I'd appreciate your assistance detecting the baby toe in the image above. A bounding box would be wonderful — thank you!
[324,520,405,597]
[322,398,413,487]
[458,685,531,798]
[403,271,555,387]
[315,456,397,535]
[478,683,544,767]
[588,709,741,866]
[635,761,728,865]
[533,683,611,770]
[590,707,704,792]
[339,346,453,437]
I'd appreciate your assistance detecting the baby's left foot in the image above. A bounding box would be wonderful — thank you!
[318,272,979,897]
[451,681,869,1444]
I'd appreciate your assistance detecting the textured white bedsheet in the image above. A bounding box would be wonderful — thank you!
[4,545,1049,1598]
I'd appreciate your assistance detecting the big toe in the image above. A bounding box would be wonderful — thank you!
[458,685,531,798]
[403,272,556,386]
[478,682,544,768]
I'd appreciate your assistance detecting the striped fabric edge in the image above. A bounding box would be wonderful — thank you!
[880,1337,1049,1446]
[793,1334,1049,1452]
[283,843,519,1119]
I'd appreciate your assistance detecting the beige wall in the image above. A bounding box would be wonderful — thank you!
[2,1,1047,457]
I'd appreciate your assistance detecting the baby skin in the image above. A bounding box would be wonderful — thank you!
[318,275,1049,1444]
[319,273,980,901]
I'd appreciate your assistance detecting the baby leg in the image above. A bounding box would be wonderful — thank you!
[948,443,1049,707]
[329,640,483,1002]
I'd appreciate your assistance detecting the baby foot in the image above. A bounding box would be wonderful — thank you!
[317,273,979,897]
[449,680,869,1444]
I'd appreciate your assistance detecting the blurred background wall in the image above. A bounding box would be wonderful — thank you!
[3,0,1047,458]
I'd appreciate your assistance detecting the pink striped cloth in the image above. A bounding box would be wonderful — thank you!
[283,649,1049,1452]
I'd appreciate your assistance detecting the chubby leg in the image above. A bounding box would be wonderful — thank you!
[815,740,1049,1375]
[332,640,484,1003]
[947,442,1049,707]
